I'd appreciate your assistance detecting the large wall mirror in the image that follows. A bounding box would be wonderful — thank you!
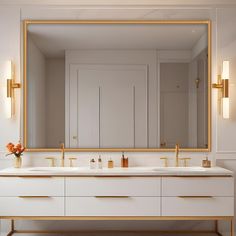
[23,20,211,152]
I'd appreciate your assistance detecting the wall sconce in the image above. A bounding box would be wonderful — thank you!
[212,60,229,119]
[6,60,20,118]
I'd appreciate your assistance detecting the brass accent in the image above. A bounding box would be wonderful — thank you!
[45,157,56,167]
[178,196,213,198]
[23,20,212,153]
[179,157,191,167]
[69,157,77,167]
[95,196,129,198]
[18,196,50,198]
[160,157,168,167]
[6,61,21,117]
[195,78,200,88]
[0,216,233,221]
[60,143,65,167]
[175,143,180,167]
[7,79,21,98]
[212,75,229,98]
[18,176,52,178]
[1,217,234,236]
[212,74,229,117]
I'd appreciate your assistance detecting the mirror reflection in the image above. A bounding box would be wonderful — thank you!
[26,22,209,149]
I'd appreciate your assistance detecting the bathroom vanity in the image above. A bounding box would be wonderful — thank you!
[0,167,234,235]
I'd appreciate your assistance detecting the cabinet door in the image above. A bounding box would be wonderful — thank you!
[0,177,64,196]
[66,177,161,196]
[162,177,234,196]
[66,197,160,216]
[0,197,64,216]
[162,196,234,216]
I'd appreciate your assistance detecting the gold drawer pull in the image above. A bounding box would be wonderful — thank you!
[19,176,52,178]
[178,196,213,199]
[95,196,130,198]
[18,196,51,198]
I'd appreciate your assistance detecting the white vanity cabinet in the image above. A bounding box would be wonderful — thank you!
[0,177,64,216]
[65,177,161,216]
[0,175,234,217]
[162,177,234,216]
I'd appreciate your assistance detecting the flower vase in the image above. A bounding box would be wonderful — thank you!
[14,156,22,168]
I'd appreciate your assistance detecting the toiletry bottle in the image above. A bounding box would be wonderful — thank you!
[202,156,211,168]
[121,152,128,168]
[124,156,129,168]
[98,155,103,169]
[90,158,96,169]
[121,152,125,167]
[108,158,114,168]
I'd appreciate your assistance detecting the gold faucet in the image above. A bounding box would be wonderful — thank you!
[60,143,65,167]
[175,143,180,167]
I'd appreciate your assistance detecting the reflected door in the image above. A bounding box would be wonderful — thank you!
[68,64,147,148]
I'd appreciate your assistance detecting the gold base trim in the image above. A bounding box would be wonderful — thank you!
[2,217,234,236]
[0,216,233,220]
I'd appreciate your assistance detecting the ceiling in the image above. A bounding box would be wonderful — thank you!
[28,23,207,58]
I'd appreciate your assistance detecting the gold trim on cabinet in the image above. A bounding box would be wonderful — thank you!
[23,20,212,152]
[2,217,234,236]
[95,196,130,198]
[0,216,233,220]
[178,196,213,199]
[18,196,51,198]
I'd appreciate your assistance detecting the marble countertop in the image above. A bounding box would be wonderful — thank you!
[0,166,233,177]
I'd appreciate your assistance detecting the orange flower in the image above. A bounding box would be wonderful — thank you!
[15,143,22,152]
[6,143,14,152]
[6,142,25,158]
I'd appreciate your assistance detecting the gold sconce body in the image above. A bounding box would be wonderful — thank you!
[6,61,21,117]
[212,61,230,119]
[7,79,21,98]
[212,75,229,98]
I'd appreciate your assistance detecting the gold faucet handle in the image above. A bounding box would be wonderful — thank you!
[68,157,77,167]
[160,157,168,167]
[179,158,191,167]
[45,157,56,167]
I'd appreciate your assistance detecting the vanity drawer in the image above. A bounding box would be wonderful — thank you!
[66,177,160,196]
[66,197,160,216]
[0,177,64,196]
[162,177,234,196]
[162,196,234,216]
[0,197,64,216]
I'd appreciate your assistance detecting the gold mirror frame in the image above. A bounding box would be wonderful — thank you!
[23,20,211,152]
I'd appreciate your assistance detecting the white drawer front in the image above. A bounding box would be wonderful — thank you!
[66,177,160,196]
[162,197,234,216]
[0,177,64,196]
[0,197,64,216]
[66,197,160,216]
[162,177,234,196]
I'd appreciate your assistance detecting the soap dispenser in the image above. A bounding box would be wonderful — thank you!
[202,156,211,168]
[90,158,96,169]
[98,155,103,169]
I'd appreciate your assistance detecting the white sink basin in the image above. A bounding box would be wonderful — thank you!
[28,167,80,172]
[152,167,207,172]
